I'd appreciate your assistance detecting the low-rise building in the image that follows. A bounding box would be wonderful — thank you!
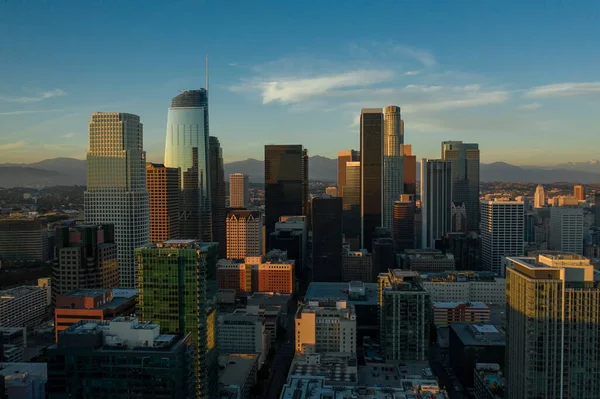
[218,354,258,399]
[473,363,505,399]
[0,363,47,399]
[217,309,270,366]
[420,271,505,305]
[432,302,490,327]
[0,286,47,328]
[287,352,358,386]
[400,249,455,273]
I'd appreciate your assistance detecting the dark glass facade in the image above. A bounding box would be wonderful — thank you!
[312,198,343,282]
[393,200,416,252]
[360,109,383,252]
[264,145,308,236]
[209,136,226,259]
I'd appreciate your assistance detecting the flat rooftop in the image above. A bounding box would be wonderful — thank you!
[218,354,258,388]
[433,301,489,310]
[305,282,378,305]
[62,288,110,298]
[0,286,44,301]
[450,323,505,347]
[420,270,498,282]
[0,362,47,381]
[288,353,358,386]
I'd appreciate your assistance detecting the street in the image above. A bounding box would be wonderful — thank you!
[429,345,467,399]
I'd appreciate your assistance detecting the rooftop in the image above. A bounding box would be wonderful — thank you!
[475,363,505,398]
[305,282,378,306]
[0,286,44,302]
[450,323,505,347]
[218,354,258,389]
[0,362,47,381]
[288,353,358,386]
[420,270,499,283]
[433,301,489,310]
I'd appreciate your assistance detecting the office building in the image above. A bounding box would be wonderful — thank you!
[420,159,452,249]
[441,141,480,231]
[341,248,372,282]
[51,224,118,303]
[595,193,600,228]
[473,363,506,399]
[337,149,360,198]
[393,195,416,252]
[506,254,600,399]
[287,353,358,387]
[54,288,136,341]
[432,302,490,327]
[371,228,395,282]
[164,90,212,242]
[46,318,194,399]
[217,309,270,366]
[574,184,585,201]
[146,162,180,243]
[401,144,417,195]
[312,197,343,282]
[269,216,307,279]
[0,286,47,328]
[534,184,545,208]
[209,136,226,258]
[449,324,505,388]
[0,363,47,399]
[400,249,455,273]
[451,201,468,232]
[229,173,249,208]
[383,105,404,231]
[420,271,505,304]
[0,218,49,262]
[217,354,258,399]
[264,145,308,236]
[325,186,337,197]
[136,239,216,398]
[440,232,482,271]
[226,209,262,259]
[480,200,524,275]
[360,108,383,252]
[342,161,361,249]
[84,112,149,288]
[295,300,356,354]
[550,206,584,254]
[217,250,294,294]
[378,270,430,361]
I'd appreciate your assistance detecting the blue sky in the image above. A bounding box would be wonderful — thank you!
[0,1,599,165]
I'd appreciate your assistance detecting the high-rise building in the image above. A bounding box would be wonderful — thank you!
[312,197,343,282]
[480,200,524,275]
[441,141,480,231]
[229,173,249,208]
[209,136,226,258]
[325,186,338,197]
[84,112,149,288]
[360,108,384,251]
[264,145,308,236]
[136,239,217,398]
[341,248,372,282]
[269,216,307,279]
[337,150,359,198]
[383,105,404,231]
[506,254,600,399]
[46,318,194,399]
[595,193,600,228]
[420,159,452,249]
[400,249,455,273]
[0,218,49,262]
[574,184,585,201]
[401,144,417,195]
[295,300,357,354]
[550,206,584,254]
[342,161,361,249]
[393,195,416,252]
[451,201,468,232]
[52,224,118,304]
[226,209,262,259]
[534,184,545,208]
[372,228,394,283]
[146,163,180,243]
[164,90,212,242]
[378,270,430,361]
[0,286,47,329]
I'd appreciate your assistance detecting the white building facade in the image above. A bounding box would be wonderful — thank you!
[550,206,584,254]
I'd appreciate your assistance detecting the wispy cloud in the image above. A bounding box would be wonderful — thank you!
[232,69,394,104]
[0,109,64,116]
[392,45,437,67]
[42,143,83,151]
[404,70,421,76]
[1,89,67,103]
[0,141,27,150]
[518,102,542,111]
[525,82,600,98]
[404,84,443,93]
[61,132,76,139]
[405,90,510,113]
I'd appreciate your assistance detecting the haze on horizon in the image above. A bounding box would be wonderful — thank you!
[1,2,599,165]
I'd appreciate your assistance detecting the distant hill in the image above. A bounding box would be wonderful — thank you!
[1,157,599,188]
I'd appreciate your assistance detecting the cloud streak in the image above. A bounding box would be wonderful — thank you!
[0,109,64,116]
[393,45,437,67]
[518,102,542,111]
[525,82,600,98]
[0,141,27,150]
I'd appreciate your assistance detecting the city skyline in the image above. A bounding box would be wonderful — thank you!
[1,2,600,165]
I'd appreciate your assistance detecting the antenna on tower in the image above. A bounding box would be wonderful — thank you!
[205,54,209,92]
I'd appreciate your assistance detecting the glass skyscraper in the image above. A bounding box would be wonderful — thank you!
[383,105,404,231]
[165,90,212,241]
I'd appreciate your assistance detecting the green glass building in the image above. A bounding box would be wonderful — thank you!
[137,239,218,399]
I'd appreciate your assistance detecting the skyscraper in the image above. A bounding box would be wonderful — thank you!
[506,254,600,399]
[420,159,452,249]
[550,206,584,254]
[401,144,417,195]
[343,161,361,249]
[441,141,480,231]
[137,240,217,399]
[480,200,524,275]
[595,193,600,228]
[534,184,545,208]
[574,184,585,201]
[383,105,404,231]
[164,89,212,242]
[229,173,249,208]
[393,195,416,252]
[226,209,262,259]
[146,163,180,243]
[209,136,226,258]
[84,112,149,288]
[337,150,360,198]
[360,108,383,251]
[312,197,343,282]
[264,145,308,236]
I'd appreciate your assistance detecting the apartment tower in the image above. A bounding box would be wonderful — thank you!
[480,200,524,275]
[84,112,149,287]
[550,206,584,254]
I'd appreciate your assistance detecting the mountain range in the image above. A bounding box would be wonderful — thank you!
[0,157,599,188]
